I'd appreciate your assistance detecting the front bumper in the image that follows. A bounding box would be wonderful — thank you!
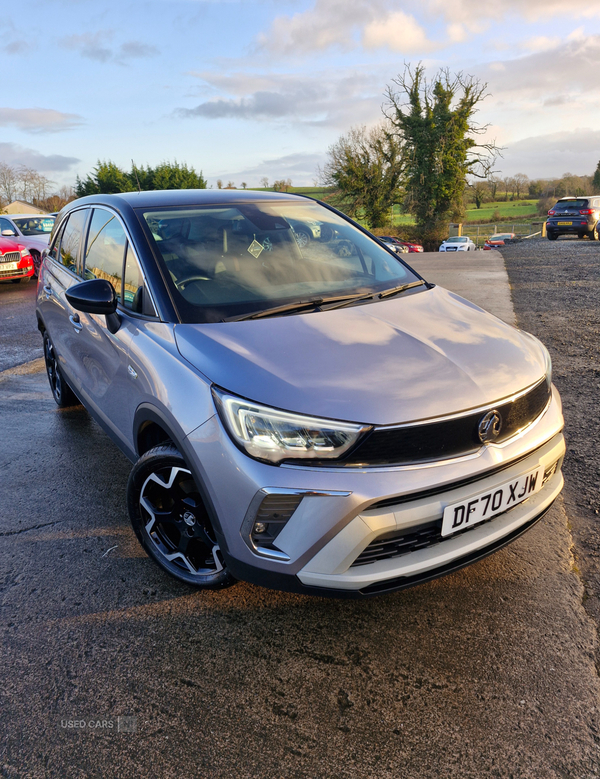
[185,387,564,597]
[0,257,34,281]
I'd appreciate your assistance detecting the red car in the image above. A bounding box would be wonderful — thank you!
[378,235,424,253]
[0,236,35,283]
[483,233,516,250]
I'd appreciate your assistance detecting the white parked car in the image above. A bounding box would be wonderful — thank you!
[0,214,55,276]
[439,236,476,252]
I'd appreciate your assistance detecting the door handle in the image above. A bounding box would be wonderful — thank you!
[69,314,83,332]
[43,284,52,298]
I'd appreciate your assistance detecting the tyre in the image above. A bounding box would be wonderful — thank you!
[547,232,557,241]
[293,228,310,248]
[43,332,78,407]
[127,444,236,589]
[590,225,599,241]
[30,250,41,276]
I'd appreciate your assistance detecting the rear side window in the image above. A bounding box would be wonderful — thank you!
[48,220,67,262]
[59,210,88,272]
[84,209,126,298]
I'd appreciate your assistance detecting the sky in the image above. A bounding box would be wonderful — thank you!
[3,0,600,191]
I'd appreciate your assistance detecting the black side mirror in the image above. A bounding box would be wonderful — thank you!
[66,279,121,334]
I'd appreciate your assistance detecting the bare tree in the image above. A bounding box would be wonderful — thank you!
[260,177,269,189]
[216,179,223,189]
[241,182,247,189]
[0,162,20,204]
[512,173,529,200]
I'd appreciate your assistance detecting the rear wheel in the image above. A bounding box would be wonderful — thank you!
[589,225,599,241]
[43,332,78,407]
[127,444,236,590]
[547,232,557,241]
[30,250,41,277]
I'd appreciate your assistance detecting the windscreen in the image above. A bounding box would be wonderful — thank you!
[13,216,55,235]
[141,201,420,323]
[554,200,587,211]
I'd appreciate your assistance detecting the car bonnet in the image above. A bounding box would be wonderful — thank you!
[174,285,547,426]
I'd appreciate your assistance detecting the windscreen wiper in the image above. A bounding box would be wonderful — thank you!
[377,280,427,299]
[223,298,325,322]
[223,283,426,322]
[223,291,381,322]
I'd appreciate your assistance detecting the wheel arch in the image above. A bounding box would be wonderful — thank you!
[132,403,228,548]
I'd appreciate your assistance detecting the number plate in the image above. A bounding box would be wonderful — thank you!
[445,247,457,251]
[557,221,572,225]
[1,262,19,271]
[441,466,543,537]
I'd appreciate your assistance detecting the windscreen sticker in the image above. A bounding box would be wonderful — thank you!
[247,236,264,259]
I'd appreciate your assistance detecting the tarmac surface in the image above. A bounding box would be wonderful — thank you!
[1,257,599,778]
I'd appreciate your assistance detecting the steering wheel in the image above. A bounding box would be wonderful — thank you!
[175,275,211,291]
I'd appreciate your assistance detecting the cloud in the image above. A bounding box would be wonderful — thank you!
[178,70,386,128]
[0,107,83,134]
[520,36,561,53]
[209,152,327,188]
[60,31,159,63]
[501,129,600,178]
[362,12,438,53]
[0,143,80,173]
[255,0,384,55]
[3,40,27,54]
[484,34,600,98]
[427,0,600,23]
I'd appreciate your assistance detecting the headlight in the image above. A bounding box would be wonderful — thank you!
[20,249,29,258]
[213,388,369,464]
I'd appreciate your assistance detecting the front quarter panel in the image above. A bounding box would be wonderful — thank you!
[127,320,216,455]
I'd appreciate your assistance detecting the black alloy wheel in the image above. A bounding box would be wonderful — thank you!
[127,444,235,589]
[43,332,78,407]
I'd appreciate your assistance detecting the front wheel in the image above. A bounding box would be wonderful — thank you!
[127,444,236,589]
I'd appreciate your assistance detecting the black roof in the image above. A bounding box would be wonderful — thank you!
[68,189,308,211]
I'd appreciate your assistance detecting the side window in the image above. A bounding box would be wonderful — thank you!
[59,210,88,272]
[0,217,15,235]
[84,210,126,298]
[48,219,67,262]
[123,243,156,316]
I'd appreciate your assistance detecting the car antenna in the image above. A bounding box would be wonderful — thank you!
[131,159,142,192]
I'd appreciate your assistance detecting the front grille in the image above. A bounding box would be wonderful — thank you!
[0,266,27,278]
[352,522,442,566]
[0,251,20,263]
[352,458,561,568]
[310,378,550,468]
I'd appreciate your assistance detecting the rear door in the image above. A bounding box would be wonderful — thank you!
[37,208,90,394]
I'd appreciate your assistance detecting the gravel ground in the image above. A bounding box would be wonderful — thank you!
[501,237,600,638]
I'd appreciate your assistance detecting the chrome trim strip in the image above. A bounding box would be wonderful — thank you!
[369,377,548,432]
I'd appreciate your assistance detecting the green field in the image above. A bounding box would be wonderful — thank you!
[465,200,539,222]
[250,188,540,230]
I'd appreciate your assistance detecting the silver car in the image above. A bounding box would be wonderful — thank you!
[439,235,477,252]
[35,190,564,596]
[0,213,55,276]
